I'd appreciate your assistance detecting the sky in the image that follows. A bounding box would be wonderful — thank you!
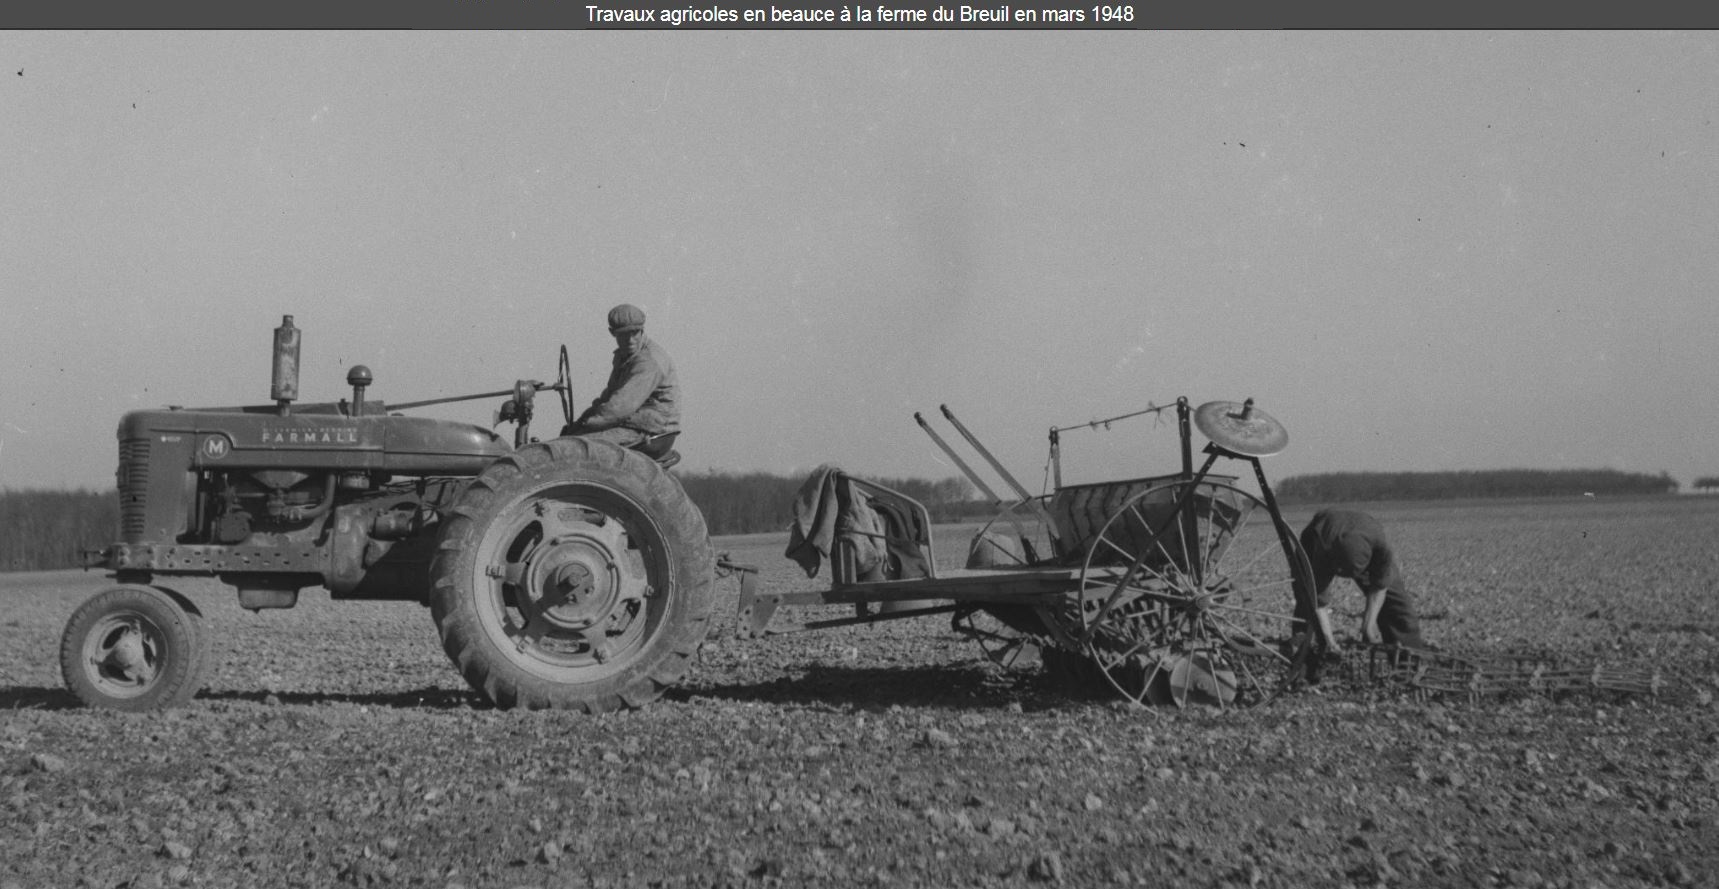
[2,31,1717,497]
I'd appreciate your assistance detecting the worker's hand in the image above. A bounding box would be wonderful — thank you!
[1314,606,1341,654]
[559,423,578,437]
[1360,590,1387,646]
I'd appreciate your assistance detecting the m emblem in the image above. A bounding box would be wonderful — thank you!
[201,435,231,460]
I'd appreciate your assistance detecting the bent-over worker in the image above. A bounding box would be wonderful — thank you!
[562,303,680,448]
[1298,508,1431,650]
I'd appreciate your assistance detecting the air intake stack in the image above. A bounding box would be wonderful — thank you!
[271,314,300,416]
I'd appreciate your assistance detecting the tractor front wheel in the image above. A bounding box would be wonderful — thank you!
[429,437,714,710]
[60,585,207,711]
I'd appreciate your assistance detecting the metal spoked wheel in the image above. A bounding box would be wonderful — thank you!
[952,606,1044,672]
[1073,480,1315,708]
[957,500,1056,674]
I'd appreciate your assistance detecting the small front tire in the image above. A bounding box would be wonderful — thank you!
[60,585,206,712]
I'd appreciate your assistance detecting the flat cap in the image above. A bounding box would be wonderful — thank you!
[607,303,646,332]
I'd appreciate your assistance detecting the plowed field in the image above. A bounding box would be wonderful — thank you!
[3,496,1716,888]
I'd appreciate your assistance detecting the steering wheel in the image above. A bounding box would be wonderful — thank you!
[556,345,574,427]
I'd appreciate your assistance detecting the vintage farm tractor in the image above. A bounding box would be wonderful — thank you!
[64,316,713,712]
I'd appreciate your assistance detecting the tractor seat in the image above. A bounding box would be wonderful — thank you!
[634,432,681,469]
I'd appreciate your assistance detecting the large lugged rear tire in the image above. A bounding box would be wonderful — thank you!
[429,437,714,711]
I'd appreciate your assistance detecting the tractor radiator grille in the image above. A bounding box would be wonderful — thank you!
[118,437,150,541]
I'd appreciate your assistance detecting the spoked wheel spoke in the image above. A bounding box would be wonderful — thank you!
[1077,480,1314,708]
[952,607,1043,672]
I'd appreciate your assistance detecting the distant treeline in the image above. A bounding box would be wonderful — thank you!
[679,470,976,536]
[0,489,118,573]
[0,472,975,572]
[1275,468,1679,503]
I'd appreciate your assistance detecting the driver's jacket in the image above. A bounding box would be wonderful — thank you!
[574,335,680,435]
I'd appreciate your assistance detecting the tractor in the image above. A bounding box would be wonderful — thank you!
[63,316,714,712]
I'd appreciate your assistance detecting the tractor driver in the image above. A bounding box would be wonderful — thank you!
[1299,508,1432,651]
[561,303,680,448]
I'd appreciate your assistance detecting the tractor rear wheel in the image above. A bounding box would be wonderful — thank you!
[429,437,714,711]
[60,585,207,711]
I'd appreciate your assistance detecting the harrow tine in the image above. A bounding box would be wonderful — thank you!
[1361,643,1668,701]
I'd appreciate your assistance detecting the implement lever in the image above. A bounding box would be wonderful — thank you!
[915,412,1005,505]
[917,412,1039,552]
[934,405,1061,548]
[941,405,1036,503]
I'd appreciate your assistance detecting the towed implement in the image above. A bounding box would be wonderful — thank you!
[66,316,712,712]
[735,402,1673,708]
[737,398,1339,709]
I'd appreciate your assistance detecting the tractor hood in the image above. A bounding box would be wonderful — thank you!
[117,403,512,476]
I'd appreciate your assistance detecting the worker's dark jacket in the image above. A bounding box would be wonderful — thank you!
[1299,509,1404,601]
[1298,508,1427,648]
